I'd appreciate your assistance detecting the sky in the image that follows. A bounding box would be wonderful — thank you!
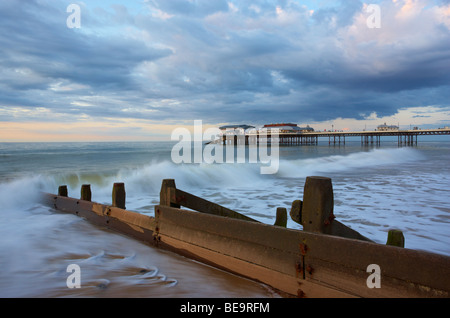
[1,0,450,141]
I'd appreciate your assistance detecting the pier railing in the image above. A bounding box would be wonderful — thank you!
[42,177,450,298]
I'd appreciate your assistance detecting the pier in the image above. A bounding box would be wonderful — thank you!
[42,177,450,298]
[220,128,450,146]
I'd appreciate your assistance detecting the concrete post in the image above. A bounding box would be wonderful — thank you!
[81,184,91,202]
[112,182,126,209]
[301,176,334,234]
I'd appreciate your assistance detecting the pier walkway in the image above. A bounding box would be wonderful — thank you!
[221,128,450,146]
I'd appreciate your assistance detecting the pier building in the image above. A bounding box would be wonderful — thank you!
[262,123,315,133]
[377,123,399,131]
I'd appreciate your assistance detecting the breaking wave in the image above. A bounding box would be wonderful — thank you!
[0,146,425,210]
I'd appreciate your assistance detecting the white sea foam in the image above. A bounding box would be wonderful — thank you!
[0,146,428,219]
[277,147,425,178]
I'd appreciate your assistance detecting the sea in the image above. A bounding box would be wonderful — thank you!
[0,138,449,298]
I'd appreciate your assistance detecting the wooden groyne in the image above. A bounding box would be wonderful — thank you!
[42,177,450,298]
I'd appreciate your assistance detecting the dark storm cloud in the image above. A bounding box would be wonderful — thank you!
[0,0,449,127]
[0,0,171,114]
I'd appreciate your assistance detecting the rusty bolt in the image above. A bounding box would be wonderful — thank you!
[299,243,308,255]
[295,262,303,276]
[324,213,335,226]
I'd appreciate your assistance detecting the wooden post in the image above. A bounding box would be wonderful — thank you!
[112,182,126,209]
[58,185,68,197]
[386,229,405,248]
[301,176,334,234]
[160,179,180,208]
[289,200,302,225]
[80,184,91,202]
[274,207,287,227]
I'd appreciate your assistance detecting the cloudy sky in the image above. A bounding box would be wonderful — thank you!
[1,0,450,141]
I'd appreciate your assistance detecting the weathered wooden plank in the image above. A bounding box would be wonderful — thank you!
[302,231,450,297]
[155,204,298,276]
[329,220,373,242]
[154,205,450,298]
[158,234,352,298]
[106,206,156,242]
[172,188,259,222]
[154,204,352,297]
[42,193,156,243]
[159,178,257,222]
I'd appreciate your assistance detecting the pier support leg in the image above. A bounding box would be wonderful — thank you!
[112,182,126,209]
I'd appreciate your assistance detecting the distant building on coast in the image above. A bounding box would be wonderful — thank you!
[262,123,314,133]
[377,122,399,131]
